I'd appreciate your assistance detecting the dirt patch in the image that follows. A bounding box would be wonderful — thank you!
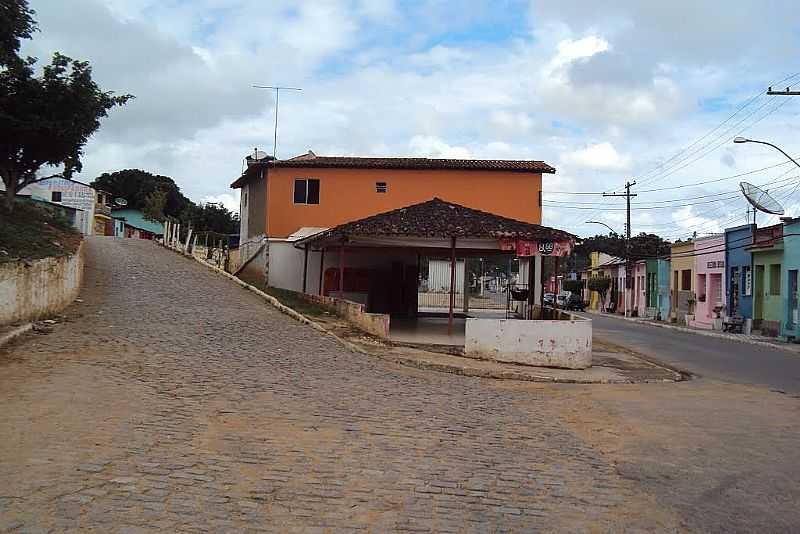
[0,199,82,262]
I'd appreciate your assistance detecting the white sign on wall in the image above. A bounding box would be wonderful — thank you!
[744,267,752,296]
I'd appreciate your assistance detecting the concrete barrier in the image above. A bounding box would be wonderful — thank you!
[0,243,84,325]
[465,312,592,369]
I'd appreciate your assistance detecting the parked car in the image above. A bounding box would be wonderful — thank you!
[556,292,569,307]
[565,293,586,311]
[543,293,555,306]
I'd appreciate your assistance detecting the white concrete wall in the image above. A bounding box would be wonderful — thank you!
[239,181,249,241]
[517,257,543,304]
[465,315,592,369]
[267,244,418,297]
[0,243,84,325]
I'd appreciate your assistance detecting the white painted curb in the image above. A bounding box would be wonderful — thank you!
[0,323,34,350]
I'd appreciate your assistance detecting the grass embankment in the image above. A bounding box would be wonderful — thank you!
[0,199,82,263]
[263,287,335,317]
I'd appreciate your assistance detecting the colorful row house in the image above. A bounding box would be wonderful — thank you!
[725,224,755,322]
[670,241,695,325]
[690,235,726,330]
[579,220,800,340]
[781,219,800,340]
[633,259,671,320]
[749,224,784,337]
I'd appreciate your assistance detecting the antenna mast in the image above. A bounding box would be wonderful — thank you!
[253,85,303,159]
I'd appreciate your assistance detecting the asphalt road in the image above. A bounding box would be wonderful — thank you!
[584,312,800,394]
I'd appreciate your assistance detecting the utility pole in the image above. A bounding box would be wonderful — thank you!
[252,85,303,159]
[767,86,800,96]
[603,181,637,316]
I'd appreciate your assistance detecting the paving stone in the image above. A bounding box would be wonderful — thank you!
[0,239,681,532]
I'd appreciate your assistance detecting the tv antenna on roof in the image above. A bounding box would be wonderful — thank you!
[252,85,303,159]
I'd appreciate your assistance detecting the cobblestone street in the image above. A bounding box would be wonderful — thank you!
[1,238,798,532]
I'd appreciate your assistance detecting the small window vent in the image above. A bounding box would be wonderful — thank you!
[376,182,387,193]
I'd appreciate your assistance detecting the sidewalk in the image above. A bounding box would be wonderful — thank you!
[584,309,800,355]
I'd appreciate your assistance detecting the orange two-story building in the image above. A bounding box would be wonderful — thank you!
[230,150,555,296]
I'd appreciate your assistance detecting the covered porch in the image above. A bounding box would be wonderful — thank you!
[295,198,583,362]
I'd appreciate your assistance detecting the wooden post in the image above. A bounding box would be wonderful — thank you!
[448,236,456,336]
[339,243,345,298]
[302,244,309,293]
[318,248,325,296]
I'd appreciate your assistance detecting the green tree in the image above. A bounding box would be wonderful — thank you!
[562,279,583,294]
[587,276,611,307]
[0,1,132,212]
[91,169,190,217]
[141,188,168,222]
[0,0,36,66]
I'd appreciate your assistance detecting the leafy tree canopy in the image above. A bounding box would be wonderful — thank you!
[91,169,190,217]
[91,168,239,235]
[0,0,132,212]
[0,0,36,65]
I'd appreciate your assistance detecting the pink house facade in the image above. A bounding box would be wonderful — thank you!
[689,235,726,329]
[634,260,647,317]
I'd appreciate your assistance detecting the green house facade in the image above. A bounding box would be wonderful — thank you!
[750,224,784,337]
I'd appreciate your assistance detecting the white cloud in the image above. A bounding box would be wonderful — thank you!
[202,193,240,214]
[562,143,631,171]
[409,136,471,159]
[20,0,800,240]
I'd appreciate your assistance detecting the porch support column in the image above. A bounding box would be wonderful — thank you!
[462,257,470,314]
[527,256,536,319]
[554,256,560,307]
[448,236,456,336]
[338,242,345,299]
[318,248,325,296]
[302,244,309,294]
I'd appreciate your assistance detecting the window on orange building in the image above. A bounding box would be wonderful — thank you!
[294,178,320,204]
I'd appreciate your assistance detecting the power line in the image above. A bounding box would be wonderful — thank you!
[635,72,800,185]
[638,94,794,186]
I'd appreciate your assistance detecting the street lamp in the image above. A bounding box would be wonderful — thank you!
[733,137,800,169]
[585,220,629,317]
[585,220,619,235]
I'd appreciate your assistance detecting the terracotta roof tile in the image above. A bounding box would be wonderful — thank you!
[231,152,555,188]
[301,198,575,242]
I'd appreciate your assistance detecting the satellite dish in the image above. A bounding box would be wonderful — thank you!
[253,150,269,161]
[114,197,128,207]
[740,182,784,215]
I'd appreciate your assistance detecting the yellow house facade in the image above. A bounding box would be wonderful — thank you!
[670,241,695,324]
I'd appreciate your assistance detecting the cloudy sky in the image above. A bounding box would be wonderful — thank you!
[23,0,800,239]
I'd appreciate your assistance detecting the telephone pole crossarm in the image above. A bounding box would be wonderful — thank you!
[767,86,800,96]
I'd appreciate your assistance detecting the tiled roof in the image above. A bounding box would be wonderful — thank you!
[299,198,575,243]
[231,151,555,188]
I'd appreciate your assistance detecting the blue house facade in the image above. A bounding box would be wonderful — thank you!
[725,224,755,319]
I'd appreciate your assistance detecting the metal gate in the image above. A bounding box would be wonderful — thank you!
[417,256,516,313]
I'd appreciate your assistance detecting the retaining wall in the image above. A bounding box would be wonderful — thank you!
[301,293,391,339]
[465,313,592,369]
[0,243,84,325]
